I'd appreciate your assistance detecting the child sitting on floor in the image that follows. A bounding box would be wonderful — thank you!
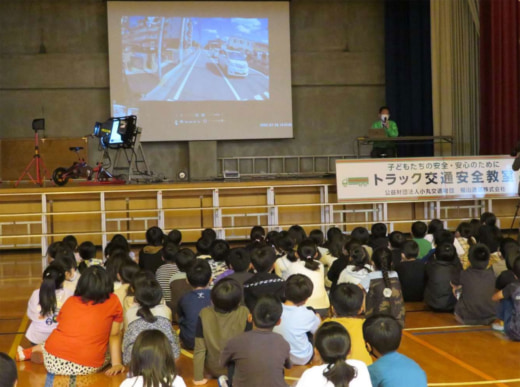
[178,259,212,349]
[193,278,250,385]
[120,330,186,387]
[123,277,178,365]
[323,283,373,365]
[0,352,17,387]
[363,315,427,387]
[424,243,461,312]
[273,274,321,365]
[220,295,291,387]
[296,322,371,387]
[17,262,73,361]
[243,246,285,312]
[360,247,405,327]
[492,257,520,339]
[395,240,425,302]
[451,244,497,325]
[286,239,330,317]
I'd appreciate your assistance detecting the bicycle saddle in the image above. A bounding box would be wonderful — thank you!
[69,147,84,152]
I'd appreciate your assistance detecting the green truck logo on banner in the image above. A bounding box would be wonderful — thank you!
[342,177,369,187]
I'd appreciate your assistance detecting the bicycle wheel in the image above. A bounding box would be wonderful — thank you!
[52,168,69,186]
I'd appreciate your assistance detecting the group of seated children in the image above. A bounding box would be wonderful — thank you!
[12,211,518,386]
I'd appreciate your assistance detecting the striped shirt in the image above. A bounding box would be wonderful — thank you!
[156,263,179,302]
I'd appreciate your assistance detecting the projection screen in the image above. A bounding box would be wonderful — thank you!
[107,2,293,142]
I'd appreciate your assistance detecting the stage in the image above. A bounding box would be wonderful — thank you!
[1,176,518,267]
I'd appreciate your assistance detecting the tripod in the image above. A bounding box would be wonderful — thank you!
[15,121,48,187]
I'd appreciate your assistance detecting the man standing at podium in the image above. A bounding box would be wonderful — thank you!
[370,106,399,158]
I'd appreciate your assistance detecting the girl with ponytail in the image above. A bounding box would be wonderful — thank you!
[286,239,330,317]
[22,263,72,349]
[359,247,405,327]
[123,277,180,365]
[296,322,371,387]
[17,262,72,361]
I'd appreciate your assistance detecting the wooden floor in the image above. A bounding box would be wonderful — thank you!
[2,251,520,387]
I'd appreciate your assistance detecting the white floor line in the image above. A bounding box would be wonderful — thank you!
[173,50,202,101]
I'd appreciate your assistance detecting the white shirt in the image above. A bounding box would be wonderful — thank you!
[337,264,373,286]
[25,287,74,344]
[120,375,186,387]
[359,271,399,293]
[286,261,329,310]
[274,255,293,280]
[273,304,321,365]
[296,359,372,387]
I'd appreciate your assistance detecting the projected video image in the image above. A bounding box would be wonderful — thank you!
[121,17,269,102]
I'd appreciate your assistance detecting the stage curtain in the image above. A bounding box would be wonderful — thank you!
[480,0,520,155]
[384,0,434,157]
[430,0,480,156]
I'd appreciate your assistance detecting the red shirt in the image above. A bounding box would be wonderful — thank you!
[45,293,123,368]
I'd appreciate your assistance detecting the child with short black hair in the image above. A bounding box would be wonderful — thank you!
[288,224,307,246]
[0,352,17,387]
[286,239,330,317]
[296,322,371,387]
[193,278,250,385]
[196,237,213,258]
[208,239,230,281]
[167,228,182,245]
[273,274,321,365]
[155,242,179,305]
[389,231,406,268]
[139,226,165,274]
[202,228,217,244]
[395,240,425,302]
[411,221,432,259]
[169,248,197,321]
[178,259,212,349]
[226,248,254,285]
[323,283,372,365]
[220,295,291,387]
[363,315,427,386]
[351,226,373,258]
[451,244,497,325]
[424,243,461,312]
[121,330,186,387]
[369,223,389,249]
[360,247,405,326]
[78,241,100,274]
[243,246,285,312]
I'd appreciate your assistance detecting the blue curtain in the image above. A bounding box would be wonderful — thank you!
[385,0,434,157]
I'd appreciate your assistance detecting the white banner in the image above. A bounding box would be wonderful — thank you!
[335,156,519,202]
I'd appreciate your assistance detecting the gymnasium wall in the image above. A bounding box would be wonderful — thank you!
[0,0,385,180]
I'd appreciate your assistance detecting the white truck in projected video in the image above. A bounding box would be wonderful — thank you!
[121,17,270,102]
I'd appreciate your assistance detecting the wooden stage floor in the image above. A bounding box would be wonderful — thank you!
[2,251,520,387]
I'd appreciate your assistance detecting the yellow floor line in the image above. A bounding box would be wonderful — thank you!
[8,314,28,358]
[404,324,487,332]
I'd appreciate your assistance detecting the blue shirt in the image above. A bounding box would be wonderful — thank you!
[177,288,212,349]
[368,351,427,387]
[273,304,321,365]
